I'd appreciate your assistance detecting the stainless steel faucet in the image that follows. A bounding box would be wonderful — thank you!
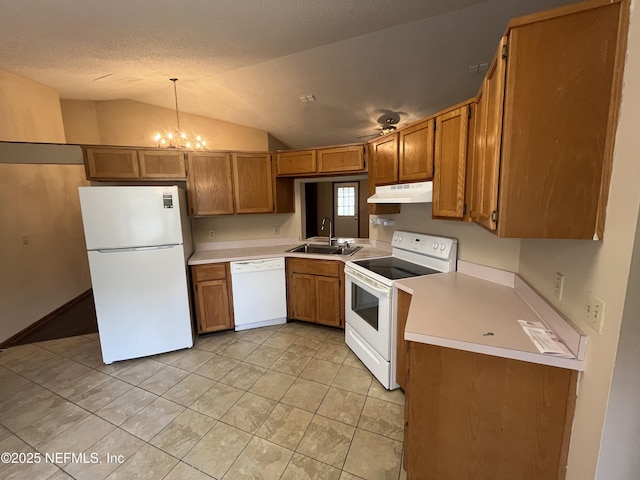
[320,216,333,245]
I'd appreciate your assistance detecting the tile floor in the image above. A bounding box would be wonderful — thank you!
[0,321,407,480]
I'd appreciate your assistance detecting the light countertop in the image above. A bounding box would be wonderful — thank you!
[397,261,587,370]
[188,238,391,265]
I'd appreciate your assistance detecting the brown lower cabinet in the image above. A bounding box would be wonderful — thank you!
[191,263,234,333]
[286,258,344,328]
[404,341,578,480]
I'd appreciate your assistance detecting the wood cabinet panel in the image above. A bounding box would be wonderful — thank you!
[287,258,340,277]
[399,119,434,182]
[194,263,227,282]
[432,105,469,218]
[232,153,274,214]
[192,264,234,334]
[138,150,186,178]
[497,3,623,238]
[467,1,626,238]
[289,273,316,322]
[286,258,344,328]
[317,145,365,173]
[470,39,507,231]
[315,276,341,328]
[370,134,399,186]
[84,148,139,179]
[405,342,577,480]
[187,152,234,216]
[276,150,317,175]
[395,289,412,390]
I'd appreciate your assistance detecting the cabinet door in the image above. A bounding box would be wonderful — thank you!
[84,148,139,180]
[432,105,469,218]
[289,273,316,322]
[233,153,274,214]
[470,38,507,230]
[139,150,186,179]
[370,134,399,185]
[317,145,365,173]
[187,152,234,216]
[194,279,234,333]
[276,150,317,175]
[315,276,341,327]
[399,119,434,182]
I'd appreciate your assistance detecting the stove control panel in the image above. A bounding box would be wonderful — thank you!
[392,231,457,260]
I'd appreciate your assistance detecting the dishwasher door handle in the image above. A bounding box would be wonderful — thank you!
[230,257,285,273]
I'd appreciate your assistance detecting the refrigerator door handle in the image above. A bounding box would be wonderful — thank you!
[96,245,179,253]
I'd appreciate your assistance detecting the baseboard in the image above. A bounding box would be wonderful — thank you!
[0,289,93,349]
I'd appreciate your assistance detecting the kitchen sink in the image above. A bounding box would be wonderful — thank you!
[286,243,361,256]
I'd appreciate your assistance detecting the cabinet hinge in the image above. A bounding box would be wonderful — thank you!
[463,204,467,215]
[491,210,498,223]
[501,43,509,59]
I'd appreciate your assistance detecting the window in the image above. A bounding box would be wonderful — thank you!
[337,186,356,216]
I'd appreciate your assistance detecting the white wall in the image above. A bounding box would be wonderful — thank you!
[369,203,522,272]
[0,70,66,143]
[0,164,91,343]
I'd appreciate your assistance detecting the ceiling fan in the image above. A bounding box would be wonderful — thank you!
[358,113,401,139]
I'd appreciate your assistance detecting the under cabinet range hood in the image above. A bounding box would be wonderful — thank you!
[367,181,433,204]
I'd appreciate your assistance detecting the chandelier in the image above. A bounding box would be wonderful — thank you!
[153,78,206,149]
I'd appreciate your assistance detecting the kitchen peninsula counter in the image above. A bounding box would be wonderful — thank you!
[400,261,586,480]
[396,260,587,371]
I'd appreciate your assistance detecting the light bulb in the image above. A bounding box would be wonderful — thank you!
[181,132,187,139]
[167,132,173,139]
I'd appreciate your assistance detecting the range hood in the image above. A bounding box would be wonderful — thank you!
[367,181,433,204]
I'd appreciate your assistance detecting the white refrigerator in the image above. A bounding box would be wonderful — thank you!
[78,185,194,364]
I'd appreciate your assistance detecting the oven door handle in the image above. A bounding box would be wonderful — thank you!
[345,266,391,295]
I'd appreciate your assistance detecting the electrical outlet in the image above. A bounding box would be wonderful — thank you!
[274,226,280,235]
[585,292,606,334]
[208,230,216,239]
[554,272,564,300]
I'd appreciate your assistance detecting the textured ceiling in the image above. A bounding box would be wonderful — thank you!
[0,0,576,149]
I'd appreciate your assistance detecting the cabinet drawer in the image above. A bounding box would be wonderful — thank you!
[287,258,340,277]
[193,263,228,282]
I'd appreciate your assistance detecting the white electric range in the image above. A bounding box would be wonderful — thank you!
[344,231,457,389]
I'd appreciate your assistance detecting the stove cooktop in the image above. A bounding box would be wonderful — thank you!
[351,256,440,280]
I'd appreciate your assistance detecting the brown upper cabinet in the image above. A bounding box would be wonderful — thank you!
[187,152,294,217]
[187,152,235,215]
[468,0,628,239]
[232,152,274,214]
[432,103,470,219]
[275,144,365,177]
[369,133,399,186]
[83,146,186,181]
[276,149,316,175]
[399,119,435,182]
[369,119,435,188]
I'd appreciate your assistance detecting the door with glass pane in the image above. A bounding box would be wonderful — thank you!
[333,182,359,238]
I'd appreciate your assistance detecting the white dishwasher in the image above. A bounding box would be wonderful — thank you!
[229,257,287,331]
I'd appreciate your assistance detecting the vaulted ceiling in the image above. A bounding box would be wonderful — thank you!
[0,0,575,149]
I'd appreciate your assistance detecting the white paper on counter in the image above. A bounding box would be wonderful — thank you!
[518,320,574,358]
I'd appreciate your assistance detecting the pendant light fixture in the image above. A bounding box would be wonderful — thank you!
[153,78,206,149]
